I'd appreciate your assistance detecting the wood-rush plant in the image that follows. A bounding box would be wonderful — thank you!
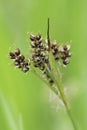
[9,18,79,130]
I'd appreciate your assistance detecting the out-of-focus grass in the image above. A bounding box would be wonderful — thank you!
[0,0,87,130]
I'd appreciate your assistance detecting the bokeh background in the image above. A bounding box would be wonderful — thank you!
[0,0,87,130]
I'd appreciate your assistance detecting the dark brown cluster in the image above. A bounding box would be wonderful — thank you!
[61,45,72,65]
[9,48,30,72]
[30,34,49,69]
[30,34,54,85]
[51,42,71,65]
[9,33,71,86]
[51,42,59,61]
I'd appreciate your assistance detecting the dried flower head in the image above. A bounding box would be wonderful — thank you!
[9,48,30,72]
[9,19,72,87]
[8,19,80,130]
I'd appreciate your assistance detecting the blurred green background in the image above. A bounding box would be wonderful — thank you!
[0,0,87,130]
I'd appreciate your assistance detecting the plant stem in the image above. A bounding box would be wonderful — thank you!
[47,18,51,51]
[49,51,79,130]
[31,67,58,95]
[55,76,79,130]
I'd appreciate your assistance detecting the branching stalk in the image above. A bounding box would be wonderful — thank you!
[9,18,80,130]
[56,76,79,130]
[47,18,51,51]
[46,19,79,130]
[51,59,79,130]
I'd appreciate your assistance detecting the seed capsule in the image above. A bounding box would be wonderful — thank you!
[17,55,25,63]
[63,45,70,51]
[36,34,41,40]
[9,52,16,59]
[63,58,69,65]
[14,48,20,56]
[30,34,36,41]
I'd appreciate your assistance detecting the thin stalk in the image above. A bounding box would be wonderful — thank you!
[31,66,58,95]
[56,81,77,130]
[52,66,79,130]
[47,18,51,51]
[47,65,79,129]
[46,17,79,129]
[46,54,79,129]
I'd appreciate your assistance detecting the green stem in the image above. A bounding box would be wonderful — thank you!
[31,64,79,129]
[54,75,79,130]
[47,18,51,51]
[49,52,79,130]
[31,67,58,95]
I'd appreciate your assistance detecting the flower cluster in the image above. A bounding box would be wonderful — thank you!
[30,34,54,85]
[30,34,49,69]
[9,34,71,85]
[9,48,30,72]
[51,42,72,65]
